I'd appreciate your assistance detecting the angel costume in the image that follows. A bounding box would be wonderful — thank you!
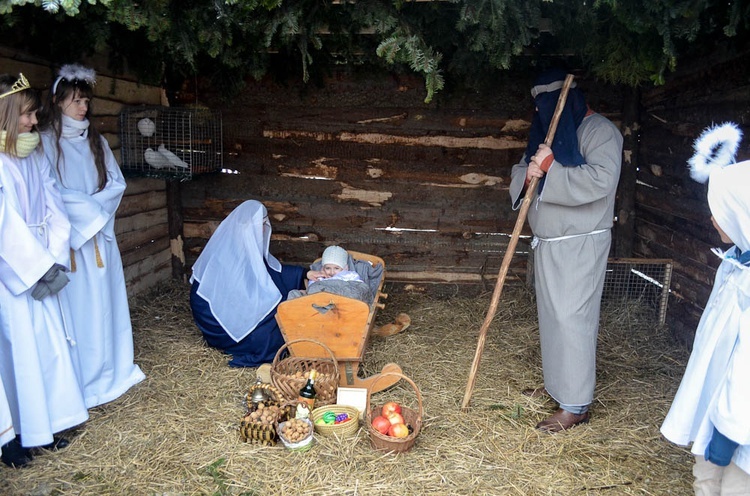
[41,121,145,409]
[509,70,622,410]
[189,200,306,367]
[0,144,89,447]
[661,157,750,486]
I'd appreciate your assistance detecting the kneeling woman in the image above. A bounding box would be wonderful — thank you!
[189,200,305,367]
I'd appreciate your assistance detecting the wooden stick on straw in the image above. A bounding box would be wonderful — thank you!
[461,74,575,411]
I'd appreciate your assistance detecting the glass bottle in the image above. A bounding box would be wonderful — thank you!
[298,369,317,411]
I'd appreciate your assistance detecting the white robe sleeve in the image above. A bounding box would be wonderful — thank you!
[0,156,66,294]
[58,139,126,250]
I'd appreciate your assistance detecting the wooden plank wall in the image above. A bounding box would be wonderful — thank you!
[0,49,169,297]
[637,48,750,345]
[181,70,623,291]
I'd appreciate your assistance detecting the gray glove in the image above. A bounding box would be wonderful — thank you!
[31,263,70,300]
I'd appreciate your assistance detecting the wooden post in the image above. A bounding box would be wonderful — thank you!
[614,85,639,258]
[166,179,186,282]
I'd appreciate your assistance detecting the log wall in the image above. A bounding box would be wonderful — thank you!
[0,49,168,296]
[181,70,623,291]
[5,43,747,345]
[637,48,750,345]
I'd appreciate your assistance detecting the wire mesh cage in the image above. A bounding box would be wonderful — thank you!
[601,258,673,325]
[527,255,673,325]
[119,106,223,181]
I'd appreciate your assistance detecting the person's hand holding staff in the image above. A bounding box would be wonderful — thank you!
[461,74,575,411]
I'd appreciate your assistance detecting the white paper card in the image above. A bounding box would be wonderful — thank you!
[336,387,368,416]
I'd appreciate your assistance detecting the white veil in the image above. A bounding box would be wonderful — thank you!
[190,200,283,342]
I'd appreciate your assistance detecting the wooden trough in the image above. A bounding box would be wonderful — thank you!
[275,250,402,393]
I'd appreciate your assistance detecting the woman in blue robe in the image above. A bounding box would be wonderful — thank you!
[189,200,305,367]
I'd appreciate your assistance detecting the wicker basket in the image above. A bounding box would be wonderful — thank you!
[366,372,423,454]
[311,405,360,438]
[239,383,292,446]
[270,338,340,407]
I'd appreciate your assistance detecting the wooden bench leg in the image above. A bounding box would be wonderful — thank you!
[337,362,403,393]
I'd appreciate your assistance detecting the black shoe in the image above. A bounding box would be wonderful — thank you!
[1,437,33,468]
[40,436,70,451]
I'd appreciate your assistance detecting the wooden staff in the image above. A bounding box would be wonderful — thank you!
[461,74,575,411]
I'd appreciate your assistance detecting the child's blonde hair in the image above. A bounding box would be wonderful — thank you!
[0,74,40,158]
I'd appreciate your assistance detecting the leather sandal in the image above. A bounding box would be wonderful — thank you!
[536,409,590,433]
[256,363,272,384]
[373,313,411,337]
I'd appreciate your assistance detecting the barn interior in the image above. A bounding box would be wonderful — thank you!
[0,2,748,494]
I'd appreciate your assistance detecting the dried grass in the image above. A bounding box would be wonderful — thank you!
[0,281,694,495]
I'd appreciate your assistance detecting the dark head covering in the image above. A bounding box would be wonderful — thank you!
[524,68,588,167]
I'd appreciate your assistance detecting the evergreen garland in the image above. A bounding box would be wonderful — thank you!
[0,0,746,101]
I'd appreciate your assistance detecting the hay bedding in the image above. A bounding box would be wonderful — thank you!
[0,281,694,495]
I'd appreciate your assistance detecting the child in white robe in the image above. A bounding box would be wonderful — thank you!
[661,123,750,495]
[39,64,145,408]
[0,73,89,466]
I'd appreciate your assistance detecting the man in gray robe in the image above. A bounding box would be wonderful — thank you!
[509,69,623,432]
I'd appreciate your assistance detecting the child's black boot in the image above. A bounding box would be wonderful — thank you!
[1,436,33,468]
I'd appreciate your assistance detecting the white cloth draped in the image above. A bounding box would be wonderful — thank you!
[41,131,145,408]
[190,200,282,343]
[0,150,89,447]
[661,160,750,475]
[0,380,15,447]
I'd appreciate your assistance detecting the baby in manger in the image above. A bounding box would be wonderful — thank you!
[288,245,382,304]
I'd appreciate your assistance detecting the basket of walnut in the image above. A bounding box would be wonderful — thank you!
[277,417,314,452]
[270,338,339,407]
[239,382,292,446]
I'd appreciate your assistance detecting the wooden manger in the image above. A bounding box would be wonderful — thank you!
[275,251,402,393]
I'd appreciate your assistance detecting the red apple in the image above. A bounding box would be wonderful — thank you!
[371,415,391,435]
[385,412,404,425]
[381,401,402,417]
[388,423,409,438]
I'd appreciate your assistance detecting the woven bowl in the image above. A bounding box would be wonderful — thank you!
[311,405,360,438]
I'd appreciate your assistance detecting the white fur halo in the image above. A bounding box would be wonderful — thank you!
[58,64,97,85]
[688,122,742,183]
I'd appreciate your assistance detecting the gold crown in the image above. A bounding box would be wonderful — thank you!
[0,73,31,99]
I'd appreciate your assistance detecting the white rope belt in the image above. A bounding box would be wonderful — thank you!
[27,213,76,345]
[27,212,52,246]
[531,228,608,249]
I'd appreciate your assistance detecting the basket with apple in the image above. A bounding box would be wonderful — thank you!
[366,372,423,454]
